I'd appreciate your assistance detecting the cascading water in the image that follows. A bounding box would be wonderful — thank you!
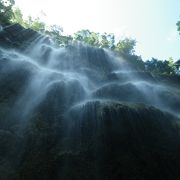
[0,24,180,180]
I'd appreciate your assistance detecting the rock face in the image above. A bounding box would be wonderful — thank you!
[0,24,40,49]
[0,24,180,180]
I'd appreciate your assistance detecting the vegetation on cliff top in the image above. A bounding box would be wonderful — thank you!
[0,0,180,76]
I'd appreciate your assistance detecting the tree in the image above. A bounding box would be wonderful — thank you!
[45,25,72,47]
[107,33,115,50]
[167,57,176,74]
[73,30,115,49]
[86,32,100,47]
[145,57,176,75]
[100,33,111,48]
[9,7,46,33]
[0,0,15,24]
[175,59,180,74]
[115,38,136,55]
[176,20,180,35]
[10,7,24,25]
[24,16,45,32]
[74,29,100,46]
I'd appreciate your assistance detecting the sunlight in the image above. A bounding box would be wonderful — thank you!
[14,0,129,34]
[0,1,180,179]
[14,0,180,60]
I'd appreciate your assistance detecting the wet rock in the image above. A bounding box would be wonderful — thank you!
[0,24,40,50]
[0,24,179,180]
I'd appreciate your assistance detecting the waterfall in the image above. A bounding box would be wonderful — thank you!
[0,24,180,180]
[1,38,179,119]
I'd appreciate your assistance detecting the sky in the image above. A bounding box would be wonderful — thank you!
[15,0,180,61]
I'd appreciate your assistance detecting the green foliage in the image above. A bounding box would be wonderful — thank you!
[115,38,136,55]
[124,54,145,71]
[73,30,116,49]
[73,30,135,55]
[145,57,176,75]
[174,59,180,74]
[10,7,24,24]
[45,25,73,47]
[1,5,136,55]
[24,16,45,32]
[99,33,114,48]
[10,8,70,46]
[74,29,101,47]
[0,0,15,24]
[0,4,178,76]
[176,20,180,35]
[10,7,45,32]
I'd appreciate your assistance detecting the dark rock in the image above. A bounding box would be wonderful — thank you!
[0,24,179,180]
[0,24,41,50]
[92,82,147,103]
[63,101,180,180]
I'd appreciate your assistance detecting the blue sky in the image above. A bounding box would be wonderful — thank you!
[15,0,180,61]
